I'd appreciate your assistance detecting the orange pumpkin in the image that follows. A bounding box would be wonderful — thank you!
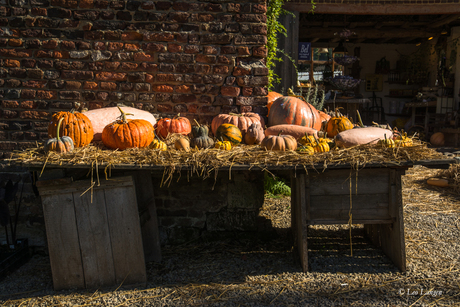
[267,91,283,115]
[430,132,445,146]
[325,108,353,137]
[211,112,265,137]
[155,114,192,139]
[319,110,331,123]
[101,107,155,150]
[261,133,298,151]
[48,110,94,147]
[268,96,322,131]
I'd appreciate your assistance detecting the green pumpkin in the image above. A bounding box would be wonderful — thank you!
[215,123,242,145]
[190,120,214,149]
[44,118,74,153]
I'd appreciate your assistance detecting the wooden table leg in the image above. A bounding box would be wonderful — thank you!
[364,169,406,272]
[292,173,309,272]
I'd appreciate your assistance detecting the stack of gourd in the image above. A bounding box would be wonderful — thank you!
[45,90,415,155]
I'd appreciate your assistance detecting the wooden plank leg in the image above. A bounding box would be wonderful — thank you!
[131,171,162,263]
[105,178,147,286]
[40,189,85,290]
[295,173,308,272]
[74,188,116,288]
[365,170,406,272]
[290,171,297,245]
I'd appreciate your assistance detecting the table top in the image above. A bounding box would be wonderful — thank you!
[13,158,457,172]
[325,98,371,104]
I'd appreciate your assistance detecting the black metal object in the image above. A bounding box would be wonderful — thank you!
[0,238,30,281]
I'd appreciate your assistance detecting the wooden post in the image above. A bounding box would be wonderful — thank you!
[38,176,147,290]
[364,169,406,272]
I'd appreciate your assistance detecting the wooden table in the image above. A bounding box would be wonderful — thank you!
[325,98,370,123]
[289,160,455,273]
[20,158,456,284]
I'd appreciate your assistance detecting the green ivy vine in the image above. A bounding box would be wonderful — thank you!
[266,0,316,90]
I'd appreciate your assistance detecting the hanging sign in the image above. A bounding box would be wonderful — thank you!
[298,42,311,60]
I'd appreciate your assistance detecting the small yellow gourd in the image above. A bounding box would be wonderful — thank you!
[215,140,232,150]
[312,135,330,153]
[297,145,315,155]
[150,138,167,151]
[378,134,395,148]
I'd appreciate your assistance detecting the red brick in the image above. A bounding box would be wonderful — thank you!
[145,74,154,83]
[8,38,23,47]
[37,90,56,99]
[121,62,138,70]
[238,47,250,56]
[153,85,174,92]
[213,65,229,74]
[203,46,218,55]
[233,66,251,76]
[61,40,76,50]
[196,54,216,64]
[79,0,94,8]
[5,59,20,67]
[124,43,140,51]
[54,51,70,59]
[93,42,106,50]
[20,100,36,109]
[32,7,47,16]
[108,42,124,51]
[22,80,47,88]
[95,72,127,81]
[100,82,117,90]
[21,89,36,99]
[1,100,19,108]
[221,86,240,97]
[65,81,81,89]
[242,87,253,96]
[184,45,199,54]
[96,92,109,101]
[143,32,175,42]
[122,32,143,41]
[83,81,98,90]
[20,110,49,120]
[168,43,182,53]
[134,52,154,62]
[157,104,173,113]
[105,62,120,70]
[240,106,252,113]
[253,46,267,57]
[42,39,59,49]
[176,85,190,93]
[188,104,199,113]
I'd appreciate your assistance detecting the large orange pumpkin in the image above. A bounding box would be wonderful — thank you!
[267,96,322,131]
[48,110,94,147]
[319,110,331,123]
[267,91,283,115]
[155,114,192,139]
[211,112,265,137]
[102,107,155,150]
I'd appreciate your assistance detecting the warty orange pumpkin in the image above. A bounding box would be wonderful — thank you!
[211,112,265,137]
[101,107,155,150]
[156,114,192,139]
[48,110,94,147]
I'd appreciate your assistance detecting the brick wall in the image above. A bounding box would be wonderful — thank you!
[0,0,269,157]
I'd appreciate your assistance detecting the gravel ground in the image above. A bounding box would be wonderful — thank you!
[0,165,459,306]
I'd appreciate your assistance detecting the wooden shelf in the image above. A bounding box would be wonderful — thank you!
[385,95,414,98]
[385,113,411,117]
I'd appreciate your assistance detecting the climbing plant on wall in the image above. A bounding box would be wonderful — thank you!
[266,0,315,90]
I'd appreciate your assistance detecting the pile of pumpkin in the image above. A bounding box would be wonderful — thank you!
[45,93,414,155]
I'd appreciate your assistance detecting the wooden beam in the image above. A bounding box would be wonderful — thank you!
[284,3,460,15]
[310,37,321,43]
[428,14,460,28]
[396,37,417,44]
[299,27,438,40]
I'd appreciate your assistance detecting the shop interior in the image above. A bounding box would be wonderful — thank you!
[292,13,460,142]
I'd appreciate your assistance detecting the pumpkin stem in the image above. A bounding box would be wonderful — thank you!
[56,117,64,142]
[193,119,201,127]
[229,112,242,116]
[313,134,320,146]
[117,106,134,123]
[356,110,364,128]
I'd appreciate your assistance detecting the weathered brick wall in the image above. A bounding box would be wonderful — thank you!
[0,0,269,158]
